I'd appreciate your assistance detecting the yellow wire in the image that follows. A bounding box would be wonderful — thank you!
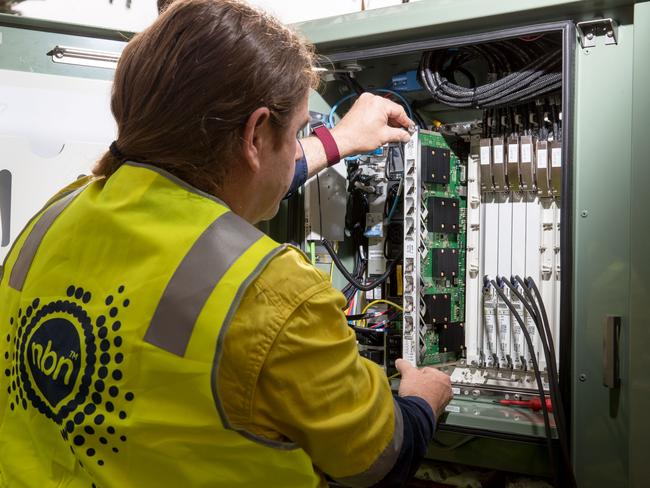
[361,299,404,328]
[361,299,404,315]
[387,372,401,380]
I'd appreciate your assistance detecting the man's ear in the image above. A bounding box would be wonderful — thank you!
[241,107,271,174]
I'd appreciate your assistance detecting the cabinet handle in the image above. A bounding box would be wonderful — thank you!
[0,170,11,247]
[603,315,621,388]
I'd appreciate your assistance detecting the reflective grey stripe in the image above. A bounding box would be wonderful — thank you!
[209,244,299,450]
[334,398,404,487]
[8,187,85,291]
[144,211,263,357]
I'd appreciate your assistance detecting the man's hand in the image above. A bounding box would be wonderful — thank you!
[331,93,413,158]
[300,93,414,179]
[395,358,453,419]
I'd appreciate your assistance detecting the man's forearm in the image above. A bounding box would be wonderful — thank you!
[300,92,413,180]
[282,133,333,200]
[286,118,401,199]
[300,136,329,179]
[301,126,356,178]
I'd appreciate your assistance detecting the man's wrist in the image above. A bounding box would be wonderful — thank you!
[311,123,341,166]
[330,126,353,159]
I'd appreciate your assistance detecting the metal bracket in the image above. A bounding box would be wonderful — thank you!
[576,19,618,49]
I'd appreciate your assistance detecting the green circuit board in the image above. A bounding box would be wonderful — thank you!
[423,209,467,323]
[422,333,462,365]
[419,131,467,365]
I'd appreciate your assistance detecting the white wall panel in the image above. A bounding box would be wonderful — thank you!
[0,70,115,262]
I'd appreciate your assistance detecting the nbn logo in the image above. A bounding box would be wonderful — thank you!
[27,317,82,408]
[30,340,75,386]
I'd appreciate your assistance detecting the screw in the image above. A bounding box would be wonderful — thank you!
[580,210,589,218]
[606,30,614,38]
[586,32,594,40]
[579,373,587,382]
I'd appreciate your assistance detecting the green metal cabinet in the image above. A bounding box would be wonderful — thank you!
[295,2,650,486]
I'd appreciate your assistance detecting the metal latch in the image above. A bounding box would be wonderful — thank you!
[47,45,120,69]
[576,19,618,49]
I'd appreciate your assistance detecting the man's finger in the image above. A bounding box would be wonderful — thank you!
[383,126,411,144]
[395,358,415,376]
[383,99,413,129]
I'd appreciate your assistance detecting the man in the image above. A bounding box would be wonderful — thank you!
[0,1,452,487]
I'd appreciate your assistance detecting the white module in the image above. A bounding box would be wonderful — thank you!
[401,130,423,366]
[464,136,562,373]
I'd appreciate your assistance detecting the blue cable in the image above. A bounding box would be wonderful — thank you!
[386,177,403,222]
[327,89,414,129]
[328,93,357,128]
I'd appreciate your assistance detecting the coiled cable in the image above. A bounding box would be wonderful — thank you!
[419,39,562,108]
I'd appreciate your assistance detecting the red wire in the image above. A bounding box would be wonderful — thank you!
[367,310,402,329]
[346,295,355,315]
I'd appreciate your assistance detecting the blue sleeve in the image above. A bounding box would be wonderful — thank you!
[373,396,436,487]
[284,140,309,199]
[284,157,308,199]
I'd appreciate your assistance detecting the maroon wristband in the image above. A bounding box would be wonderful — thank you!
[311,123,340,167]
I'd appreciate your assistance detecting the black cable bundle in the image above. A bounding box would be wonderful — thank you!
[322,239,399,292]
[491,276,576,488]
[419,38,562,108]
[331,155,404,298]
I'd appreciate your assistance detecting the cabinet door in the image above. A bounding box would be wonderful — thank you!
[629,2,650,486]
[572,17,635,488]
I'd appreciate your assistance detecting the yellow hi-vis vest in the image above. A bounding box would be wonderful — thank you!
[0,162,324,488]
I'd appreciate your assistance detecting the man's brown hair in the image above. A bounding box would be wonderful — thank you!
[95,0,317,194]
